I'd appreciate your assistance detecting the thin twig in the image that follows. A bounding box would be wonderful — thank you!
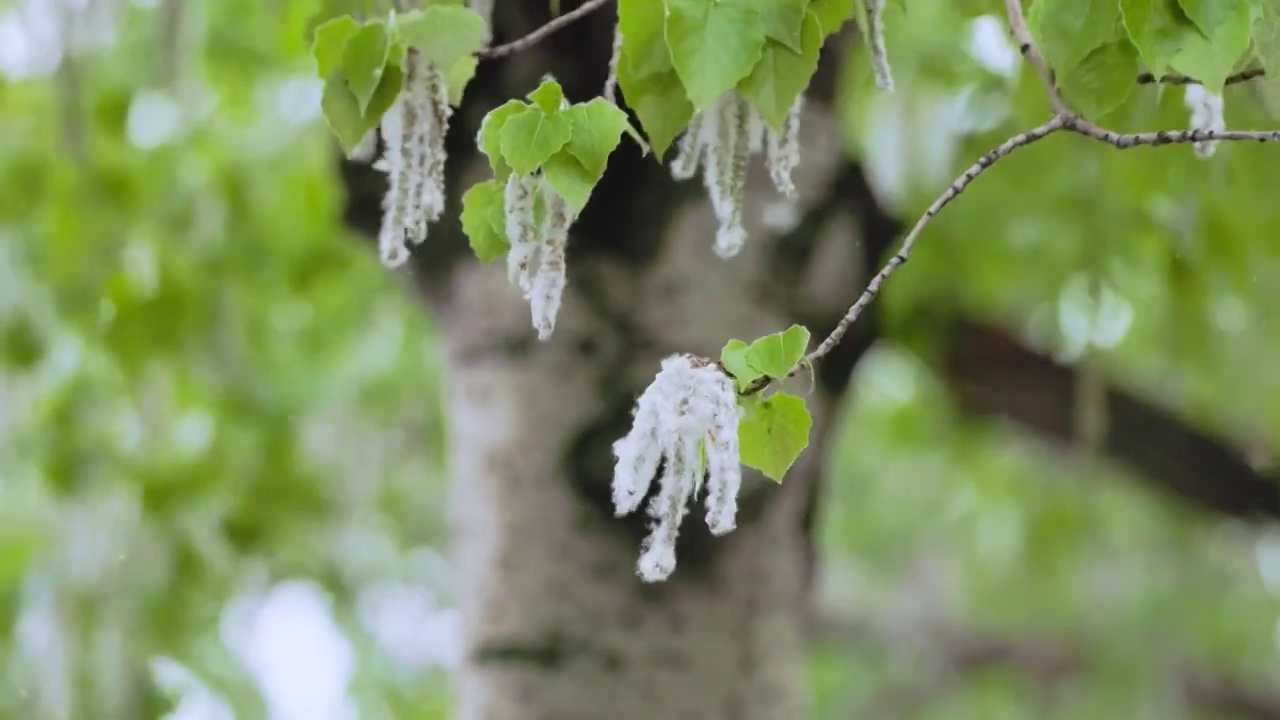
[1137,67,1265,86]
[807,117,1065,362]
[1063,116,1280,147]
[1003,0,1070,115]
[477,0,614,59]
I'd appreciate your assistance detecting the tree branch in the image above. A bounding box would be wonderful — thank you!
[1137,67,1266,86]
[477,0,614,59]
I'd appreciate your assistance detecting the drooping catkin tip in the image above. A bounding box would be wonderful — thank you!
[714,223,746,258]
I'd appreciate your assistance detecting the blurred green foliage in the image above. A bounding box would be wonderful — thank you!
[3,0,1280,717]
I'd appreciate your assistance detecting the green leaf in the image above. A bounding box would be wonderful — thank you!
[542,152,596,214]
[617,68,695,158]
[311,15,360,78]
[320,61,404,153]
[739,11,822,131]
[1026,0,1120,79]
[619,0,676,78]
[1169,0,1251,91]
[396,5,487,69]
[745,324,811,379]
[461,179,510,262]
[665,0,768,109]
[1120,0,1199,76]
[528,79,566,113]
[1059,40,1139,118]
[738,391,812,482]
[1254,0,1280,78]
[809,0,855,35]
[562,98,630,177]
[747,0,809,51]
[1175,0,1244,37]
[499,108,574,174]
[479,99,530,178]
[341,21,392,113]
[445,55,478,106]
[720,338,764,390]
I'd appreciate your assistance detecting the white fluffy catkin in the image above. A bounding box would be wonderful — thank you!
[374,53,452,267]
[530,183,571,340]
[669,92,806,259]
[612,355,744,582]
[1184,84,1225,159]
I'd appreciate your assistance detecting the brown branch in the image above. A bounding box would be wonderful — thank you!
[476,0,614,59]
[802,0,1280,375]
[1137,67,1266,86]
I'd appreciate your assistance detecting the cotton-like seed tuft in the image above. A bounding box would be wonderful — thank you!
[1184,84,1225,159]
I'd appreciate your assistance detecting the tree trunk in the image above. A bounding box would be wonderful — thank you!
[434,103,876,718]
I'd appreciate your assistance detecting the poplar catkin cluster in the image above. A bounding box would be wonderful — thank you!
[1184,84,1225,159]
[670,92,804,258]
[611,355,743,582]
[374,53,452,268]
[500,171,574,341]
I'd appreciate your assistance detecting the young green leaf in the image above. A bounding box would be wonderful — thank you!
[1059,40,1139,118]
[720,338,764,390]
[1120,0,1198,77]
[479,100,529,178]
[312,15,361,78]
[445,55,478,106]
[542,152,596,214]
[1175,0,1244,38]
[461,180,511,262]
[562,98,630,177]
[739,11,822,131]
[528,80,566,113]
[1169,0,1250,91]
[616,68,695,158]
[809,0,855,36]
[1026,0,1119,80]
[396,5,487,69]
[738,391,812,482]
[499,108,574,174]
[664,0,768,108]
[619,0,676,78]
[320,61,405,153]
[745,324,810,380]
[341,21,392,113]
[747,0,809,52]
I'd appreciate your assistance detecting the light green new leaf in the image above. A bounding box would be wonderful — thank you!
[479,99,530,178]
[396,5,487,69]
[1169,0,1251,91]
[745,324,810,379]
[739,11,822,131]
[809,0,854,35]
[542,152,596,214]
[1059,40,1139,118]
[528,80,566,113]
[738,392,812,482]
[1027,0,1119,79]
[562,98,630,177]
[720,339,764,391]
[1175,0,1244,37]
[500,108,573,174]
[311,15,360,77]
[617,67,695,158]
[342,21,392,113]
[744,0,809,51]
[445,55,478,106]
[320,62,404,153]
[619,0,675,78]
[665,0,768,109]
[1255,0,1280,78]
[461,179,510,262]
[1120,0,1199,76]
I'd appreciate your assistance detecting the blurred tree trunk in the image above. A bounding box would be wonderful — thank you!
[340,6,890,714]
